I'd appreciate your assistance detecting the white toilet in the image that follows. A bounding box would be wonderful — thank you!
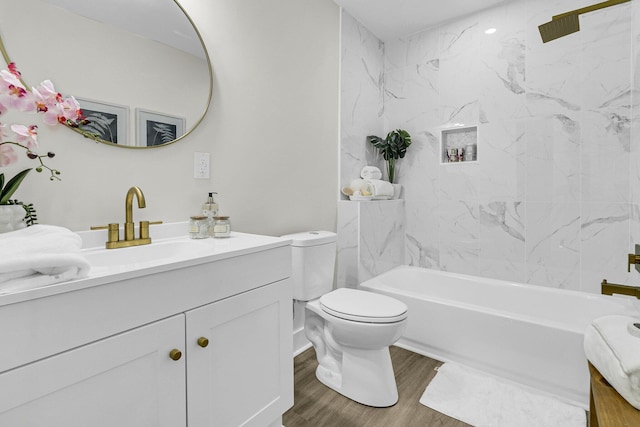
[283,231,408,407]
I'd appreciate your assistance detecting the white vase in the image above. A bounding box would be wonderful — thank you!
[0,205,27,233]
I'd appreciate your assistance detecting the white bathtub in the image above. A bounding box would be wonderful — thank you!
[359,265,640,408]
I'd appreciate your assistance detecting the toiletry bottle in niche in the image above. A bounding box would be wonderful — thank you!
[448,148,458,162]
[464,143,477,161]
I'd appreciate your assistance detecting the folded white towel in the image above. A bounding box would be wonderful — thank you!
[0,225,90,292]
[360,166,382,180]
[365,179,394,199]
[584,318,640,409]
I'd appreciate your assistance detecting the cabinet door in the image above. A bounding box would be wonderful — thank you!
[186,280,293,427]
[0,315,186,427]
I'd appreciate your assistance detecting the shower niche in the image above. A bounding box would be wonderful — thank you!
[440,125,478,164]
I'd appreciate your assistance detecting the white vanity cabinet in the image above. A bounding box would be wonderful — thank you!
[186,280,293,427]
[0,237,293,427]
[0,314,187,427]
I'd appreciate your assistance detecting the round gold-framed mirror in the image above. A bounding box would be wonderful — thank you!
[0,0,213,149]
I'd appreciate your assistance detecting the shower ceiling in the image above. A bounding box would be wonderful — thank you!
[334,0,513,41]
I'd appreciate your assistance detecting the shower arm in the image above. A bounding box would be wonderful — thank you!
[539,0,631,43]
[552,0,630,21]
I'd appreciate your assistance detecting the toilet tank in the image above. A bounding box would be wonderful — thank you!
[281,231,336,301]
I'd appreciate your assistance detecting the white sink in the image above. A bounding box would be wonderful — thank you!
[75,223,291,279]
[82,239,207,268]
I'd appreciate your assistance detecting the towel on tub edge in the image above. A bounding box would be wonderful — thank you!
[584,315,640,409]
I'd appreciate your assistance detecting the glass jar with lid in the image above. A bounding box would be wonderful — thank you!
[189,215,210,239]
[212,216,231,238]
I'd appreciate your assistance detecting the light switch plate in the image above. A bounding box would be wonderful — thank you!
[194,152,210,179]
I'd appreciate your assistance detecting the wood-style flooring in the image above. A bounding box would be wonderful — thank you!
[283,346,471,427]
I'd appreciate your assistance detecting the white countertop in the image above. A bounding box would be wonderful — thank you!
[0,222,291,307]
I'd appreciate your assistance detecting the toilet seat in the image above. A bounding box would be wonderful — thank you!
[320,288,408,323]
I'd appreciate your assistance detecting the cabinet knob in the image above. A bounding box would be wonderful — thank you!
[169,349,182,361]
[197,337,209,348]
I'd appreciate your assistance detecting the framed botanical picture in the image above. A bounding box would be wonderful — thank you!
[136,109,185,147]
[76,98,129,145]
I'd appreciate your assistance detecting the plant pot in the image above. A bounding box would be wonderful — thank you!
[0,205,27,233]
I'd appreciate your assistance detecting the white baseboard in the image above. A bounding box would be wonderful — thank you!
[293,326,311,356]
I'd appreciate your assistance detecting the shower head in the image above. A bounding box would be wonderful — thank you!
[538,14,580,43]
[538,0,631,43]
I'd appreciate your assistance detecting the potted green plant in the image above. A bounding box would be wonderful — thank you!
[367,129,412,183]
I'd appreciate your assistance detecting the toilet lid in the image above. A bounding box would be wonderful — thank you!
[320,288,408,323]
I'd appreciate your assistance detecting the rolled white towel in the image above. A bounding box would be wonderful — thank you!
[360,166,382,180]
[365,179,394,200]
[584,316,640,409]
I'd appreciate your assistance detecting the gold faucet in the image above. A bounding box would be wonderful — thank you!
[91,186,162,249]
[125,186,145,241]
[601,279,640,299]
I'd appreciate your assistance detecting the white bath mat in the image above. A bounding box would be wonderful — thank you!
[419,363,586,427]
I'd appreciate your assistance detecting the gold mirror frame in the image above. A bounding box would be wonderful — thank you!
[0,0,213,149]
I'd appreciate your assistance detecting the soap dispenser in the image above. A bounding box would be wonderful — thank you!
[202,192,219,220]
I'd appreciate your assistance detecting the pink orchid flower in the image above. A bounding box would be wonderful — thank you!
[0,62,83,190]
[0,143,18,167]
[0,122,17,167]
[10,124,38,149]
[0,71,35,112]
[7,63,21,79]
[32,80,60,105]
[0,69,24,91]
[56,96,81,123]
[32,81,74,125]
[0,123,8,142]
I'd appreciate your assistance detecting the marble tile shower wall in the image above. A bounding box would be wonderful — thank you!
[338,12,399,288]
[340,11,385,188]
[339,1,640,293]
[337,200,405,287]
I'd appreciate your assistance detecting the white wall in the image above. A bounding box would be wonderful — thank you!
[1,0,340,236]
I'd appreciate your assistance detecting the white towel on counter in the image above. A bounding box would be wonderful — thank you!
[584,315,640,409]
[0,225,90,293]
[366,179,395,199]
